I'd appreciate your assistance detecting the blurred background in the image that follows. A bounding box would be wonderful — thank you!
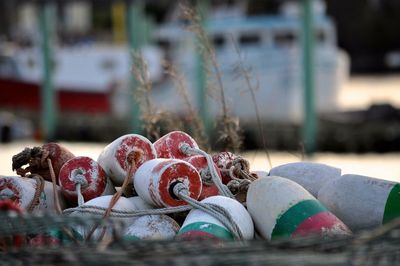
[0,0,399,178]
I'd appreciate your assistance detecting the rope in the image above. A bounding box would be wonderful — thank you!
[62,205,192,217]
[26,174,45,212]
[86,156,137,241]
[173,182,244,241]
[71,174,88,207]
[47,158,63,214]
[180,144,234,198]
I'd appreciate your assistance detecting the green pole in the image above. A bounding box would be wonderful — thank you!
[196,0,211,135]
[39,2,56,141]
[302,0,316,156]
[126,0,145,133]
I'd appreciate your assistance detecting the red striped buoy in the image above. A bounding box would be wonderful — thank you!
[183,155,220,200]
[97,134,156,186]
[124,215,180,240]
[318,174,400,231]
[59,156,116,205]
[133,158,202,207]
[177,195,254,241]
[154,131,199,159]
[269,162,341,197]
[0,175,66,213]
[247,176,351,240]
[211,152,238,184]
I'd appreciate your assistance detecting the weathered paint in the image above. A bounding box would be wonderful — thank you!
[184,155,220,200]
[0,175,66,213]
[154,131,199,159]
[133,159,202,207]
[59,156,116,204]
[177,195,254,241]
[318,174,400,231]
[212,151,238,184]
[247,176,351,240]
[269,162,341,197]
[98,134,156,186]
[124,215,180,240]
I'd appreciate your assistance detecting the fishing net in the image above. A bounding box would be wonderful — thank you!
[1,211,399,266]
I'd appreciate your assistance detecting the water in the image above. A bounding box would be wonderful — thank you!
[1,141,399,183]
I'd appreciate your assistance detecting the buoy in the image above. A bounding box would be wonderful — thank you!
[124,215,180,240]
[211,151,239,184]
[269,162,341,197]
[0,175,66,213]
[154,131,199,159]
[247,176,351,240]
[318,174,400,231]
[252,171,269,179]
[0,199,25,249]
[69,195,137,241]
[134,158,202,207]
[12,143,75,183]
[59,156,116,205]
[183,155,220,200]
[177,195,254,241]
[127,196,154,211]
[97,134,157,186]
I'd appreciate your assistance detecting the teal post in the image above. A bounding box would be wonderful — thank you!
[301,0,316,156]
[39,2,56,141]
[126,0,145,133]
[196,0,211,135]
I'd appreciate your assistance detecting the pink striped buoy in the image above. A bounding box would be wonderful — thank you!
[184,155,220,200]
[124,215,180,240]
[177,195,254,241]
[154,131,198,159]
[0,175,66,213]
[318,174,400,231]
[59,156,116,205]
[247,176,351,240]
[269,162,341,197]
[97,134,157,186]
[133,159,202,207]
[212,152,238,184]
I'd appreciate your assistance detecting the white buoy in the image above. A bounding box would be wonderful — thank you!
[69,195,137,241]
[252,170,269,179]
[318,174,400,231]
[176,195,254,241]
[127,196,154,211]
[0,175,66,213]
[124,215,180,240]
[134,158,202,207]
[154,131,199,159]
[59,156,116,205]
[97,134,157,186]
[269,162,341,197]
[247,176,351,240]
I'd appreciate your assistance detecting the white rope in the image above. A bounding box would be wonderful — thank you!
[179,143,235,198]
[72,174,88,207]
[173,182,244,241]
[62,204,192,217]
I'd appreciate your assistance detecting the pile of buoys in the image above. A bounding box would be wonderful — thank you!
[1,130,399,249]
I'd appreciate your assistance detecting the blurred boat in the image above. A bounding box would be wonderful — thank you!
[0,0,349,124]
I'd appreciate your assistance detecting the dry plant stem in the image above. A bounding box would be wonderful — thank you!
[164,62,209,150]
[132,52,160,140]
[85,159,136,242]
[231,38,272,168]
